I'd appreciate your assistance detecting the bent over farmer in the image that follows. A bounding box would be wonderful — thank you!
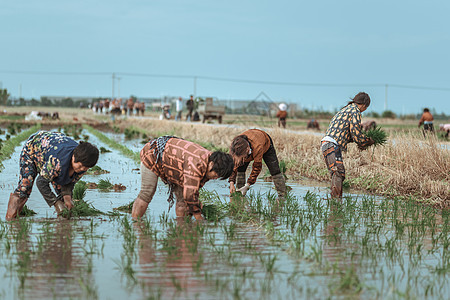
[321,92,374,199]
[6,131,99,220]
[131,136,234,220]
[229,129,286,198]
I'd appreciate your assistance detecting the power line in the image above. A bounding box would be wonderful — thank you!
[1,69,449,92]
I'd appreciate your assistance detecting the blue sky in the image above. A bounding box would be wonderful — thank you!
[1,0,449,115]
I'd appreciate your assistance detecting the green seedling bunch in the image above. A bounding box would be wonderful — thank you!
[73,180,87,200]
[60,199,103,218]
[365,126,388,147]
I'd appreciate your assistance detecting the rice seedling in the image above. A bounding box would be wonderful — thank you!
[18,205,36,217]
[73,180,87,200]
[86,165,110,175]
[83,125,140,163]
[99,146,111,153]
[97,179,113,191]
[60,199,104,218]
[114,200,134,213]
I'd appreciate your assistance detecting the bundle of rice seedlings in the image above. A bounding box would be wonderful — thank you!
[365,126,388,147]
[114,201,135,213]
[202,204,224,221]
[97,179,113,191]
[60,199,103,218]
[86,165,110,175]
[73,181,87,200]
[19,205,37,217]
[100,146,111,153]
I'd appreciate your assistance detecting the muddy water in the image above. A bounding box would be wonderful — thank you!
[0,132,448,299]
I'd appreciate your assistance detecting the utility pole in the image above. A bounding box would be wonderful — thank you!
[384,84,388,111]
[193,76,197,98]
[117,77,121,98]
[112,73,115,100]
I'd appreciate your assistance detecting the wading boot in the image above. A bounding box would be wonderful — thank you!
[272,173,287,200]
[330,175,343,199]
[236,172,246,190]
[6,193,26,221]
[54,200,68,215]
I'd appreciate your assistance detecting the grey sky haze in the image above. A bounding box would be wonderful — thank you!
[1,0,449,115]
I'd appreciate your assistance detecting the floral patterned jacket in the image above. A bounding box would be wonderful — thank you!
[23,131,84,187]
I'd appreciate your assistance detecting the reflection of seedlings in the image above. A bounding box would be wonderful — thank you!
[99,146,111,154]
[19,205,37,217]
[86,165,110,175]
[73,181,87,200]
[114,201,134,213]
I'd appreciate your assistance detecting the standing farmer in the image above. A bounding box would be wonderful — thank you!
[186,95,195,121]
[131,136,234,220]
[321,92,374,199]
[228,129,286,198]
[6,131,99,220]
[418,108,434,136]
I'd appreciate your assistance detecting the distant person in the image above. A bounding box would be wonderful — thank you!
[361,120,377,131]
[186,95,194,121]
[276,103,287,128]
[321,92,374,199]
[228,129,286,199]
[131,136,234,220]
[307,119,320,130]
[439,124,450,139]
[5,131,99,220]
[175,97,183,121]
[418,108,434,136]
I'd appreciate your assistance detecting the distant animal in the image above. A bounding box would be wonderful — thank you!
[307,119,320,130]
[362,120,377,131]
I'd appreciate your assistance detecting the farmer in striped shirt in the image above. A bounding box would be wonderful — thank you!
[132,136,234,220]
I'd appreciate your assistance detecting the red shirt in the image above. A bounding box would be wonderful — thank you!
[140,138,211,214]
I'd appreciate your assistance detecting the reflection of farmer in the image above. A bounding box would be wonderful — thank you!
[276,103,287,128]
[131,136,234,220]
[321,92,374,199]
[228,129,286,199]
[6,131,99,220]
[418,108,434,136]
[186,95,194,121]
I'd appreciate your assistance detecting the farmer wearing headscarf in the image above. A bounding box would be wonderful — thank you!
[228,129,286,198]
[132,136,234,220]
[276,103,288,128]
[6,131,99,220]
[321,92,374,199]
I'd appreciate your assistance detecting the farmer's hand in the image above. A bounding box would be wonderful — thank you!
[229,182,236,194]
[236,183,251,196]
[63,195,74,210]
[193,213,204,221]
[367,138,375,146]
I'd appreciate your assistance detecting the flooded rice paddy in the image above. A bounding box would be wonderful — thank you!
[0,128,448,299]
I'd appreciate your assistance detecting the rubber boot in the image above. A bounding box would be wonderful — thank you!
[54,200,67,215]
[6,193,26,221]
[236,172,246,190]
[331,174,343,199]
[272,173,287,199]
[174,185,188,217]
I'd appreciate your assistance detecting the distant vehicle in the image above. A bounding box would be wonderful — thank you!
[197,97,225,124]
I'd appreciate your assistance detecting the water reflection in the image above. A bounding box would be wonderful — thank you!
[7,220,95,299]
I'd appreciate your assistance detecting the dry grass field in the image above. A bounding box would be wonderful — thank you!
[2,106,449,208]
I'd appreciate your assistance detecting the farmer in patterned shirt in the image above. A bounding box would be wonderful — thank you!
[132,136,234,220]
[321,92,374,199]
[228,129,286,198]
[6,131,99,220]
